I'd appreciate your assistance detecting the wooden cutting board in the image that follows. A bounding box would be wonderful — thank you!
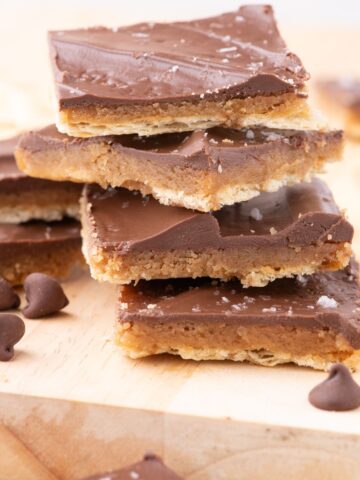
[1,264,360,480]
[0,11,360,479]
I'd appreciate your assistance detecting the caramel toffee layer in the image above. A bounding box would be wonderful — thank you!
[83,454,182,480]
[84,179,352,254]
[117,261,360,366]
[18,124,342,175]
[17,124,342,211]
[49,5,308,109]
[0,135,82,195]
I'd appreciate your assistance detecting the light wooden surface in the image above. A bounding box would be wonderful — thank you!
[1,8,360,479]
[0,424,57,480]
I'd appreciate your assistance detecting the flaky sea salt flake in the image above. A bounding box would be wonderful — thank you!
[132,32,149,38]
[250,208,263,221]
[262,306,277,313]
[316,296,338,309]
[217,46,237,53]
[147,303,157,310]
[245,129,255,140]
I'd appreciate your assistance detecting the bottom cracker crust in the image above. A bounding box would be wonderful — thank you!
[0,204,79,224]
[0,188,80,223]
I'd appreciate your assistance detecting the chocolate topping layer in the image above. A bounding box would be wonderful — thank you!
[84,179,353,253]
[309,363,360,411]
[0,135,82,193]
[19,124,342,173]
[120,261,360,349]
[49,5,308,108]
[0,219,81,255]
[83,454,182,480]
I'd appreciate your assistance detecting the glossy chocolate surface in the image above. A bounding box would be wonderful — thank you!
[119,261,360,348]
[49,5,308,108]
[20,124,342,172]
[0,219,81,248]
[84,179,353,253]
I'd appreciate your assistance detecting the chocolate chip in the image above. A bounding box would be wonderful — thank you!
[0,277,20,310]
[309,363,360,411]
[22,273,69,319]
[0,314,25,361]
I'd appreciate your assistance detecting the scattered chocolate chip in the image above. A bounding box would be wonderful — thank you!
[0,277,20,310]
[0,314,25,361]
[22,273,69,319]
[309,363,360,411]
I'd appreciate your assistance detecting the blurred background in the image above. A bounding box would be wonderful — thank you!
[3,0,360,26]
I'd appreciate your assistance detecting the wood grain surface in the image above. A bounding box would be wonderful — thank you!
[0,7,360,479]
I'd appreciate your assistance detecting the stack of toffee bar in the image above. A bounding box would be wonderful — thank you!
[16,5,360,369]
[0,135,82,285]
